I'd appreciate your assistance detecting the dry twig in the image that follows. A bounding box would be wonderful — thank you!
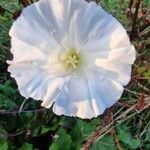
[82,96,150,150]
[0,108,46,116]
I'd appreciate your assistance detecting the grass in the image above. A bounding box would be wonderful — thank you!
[0,0,150,150]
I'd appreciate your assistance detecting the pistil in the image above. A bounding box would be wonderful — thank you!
[60,48,82,72]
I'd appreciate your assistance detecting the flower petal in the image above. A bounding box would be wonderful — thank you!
[44,0,87,38]
[53,76,96,119]
[66,1,131,53]
[107,45,136,64]
[8,63,66,108]
[9,0,62,53]
[9,0,89,53]
[94,46,136,86]
[86,71,124,109]
[67,2,107,50]
[41,77,66,108]
[10,38,46,63]
[8,63,46,99]
[53,71,123,119]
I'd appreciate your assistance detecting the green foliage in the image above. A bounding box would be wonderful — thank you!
[49,128,72,150]
[91,135,116,150]
[0,93,16,110]
[137,67,150,78]
[118,129,141,149]
[19,143,33,150]
[0,140,8,150]
[0,129,8,150]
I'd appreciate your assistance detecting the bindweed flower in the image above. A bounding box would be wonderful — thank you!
[8,0,136,119]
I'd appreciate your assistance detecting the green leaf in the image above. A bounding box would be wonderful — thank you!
[0,129,7,140]
[41,126,51,134]
[19,143,32,150]
[49,128,72,150]
[118,130,132,146]
[118,129,141,149]
[91,135,116,150]
[69,118,100,149]
[0,141,8,150]
[143,70,150,78]
[0,81,17,96]
[137,67,146,74]
[130,139,141,149]
[0,16,7,21]
[0,94,17,110]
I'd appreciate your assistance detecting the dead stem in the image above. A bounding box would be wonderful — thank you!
[0,108,47,116]
[82,96,150,150]
[131,0,141,32]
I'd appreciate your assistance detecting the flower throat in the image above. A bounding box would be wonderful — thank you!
[60,48,82,73]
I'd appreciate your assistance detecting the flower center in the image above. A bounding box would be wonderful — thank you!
[60,48,82,72]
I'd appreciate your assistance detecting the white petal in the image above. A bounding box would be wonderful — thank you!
[9,0,60,53]
[45,0,88,48]
[86,71,124,108]
[53,72,123,119]
[9,0,89,53]
[53,76,96,119]
[10,38,46,63]
[44,0,87,36]
[8,63,46,99]
[8,63,66,108]
[41,77,66,108]
[94,46,136,86]
[67,2,107,50]
[107,45,136,64]
[81,7,131,52]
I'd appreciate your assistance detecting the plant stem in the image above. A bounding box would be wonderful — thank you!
[0,108,47,115]
[82,96,150,150]
[131,0,141,32]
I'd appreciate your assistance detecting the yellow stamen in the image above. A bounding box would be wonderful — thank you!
[60,48,82,72]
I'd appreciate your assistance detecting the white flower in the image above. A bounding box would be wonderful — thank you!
[8,0,136,119]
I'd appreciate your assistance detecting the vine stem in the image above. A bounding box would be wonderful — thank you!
[0,5,13,14]
[131,0,141,32]
[0,108,47,116]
